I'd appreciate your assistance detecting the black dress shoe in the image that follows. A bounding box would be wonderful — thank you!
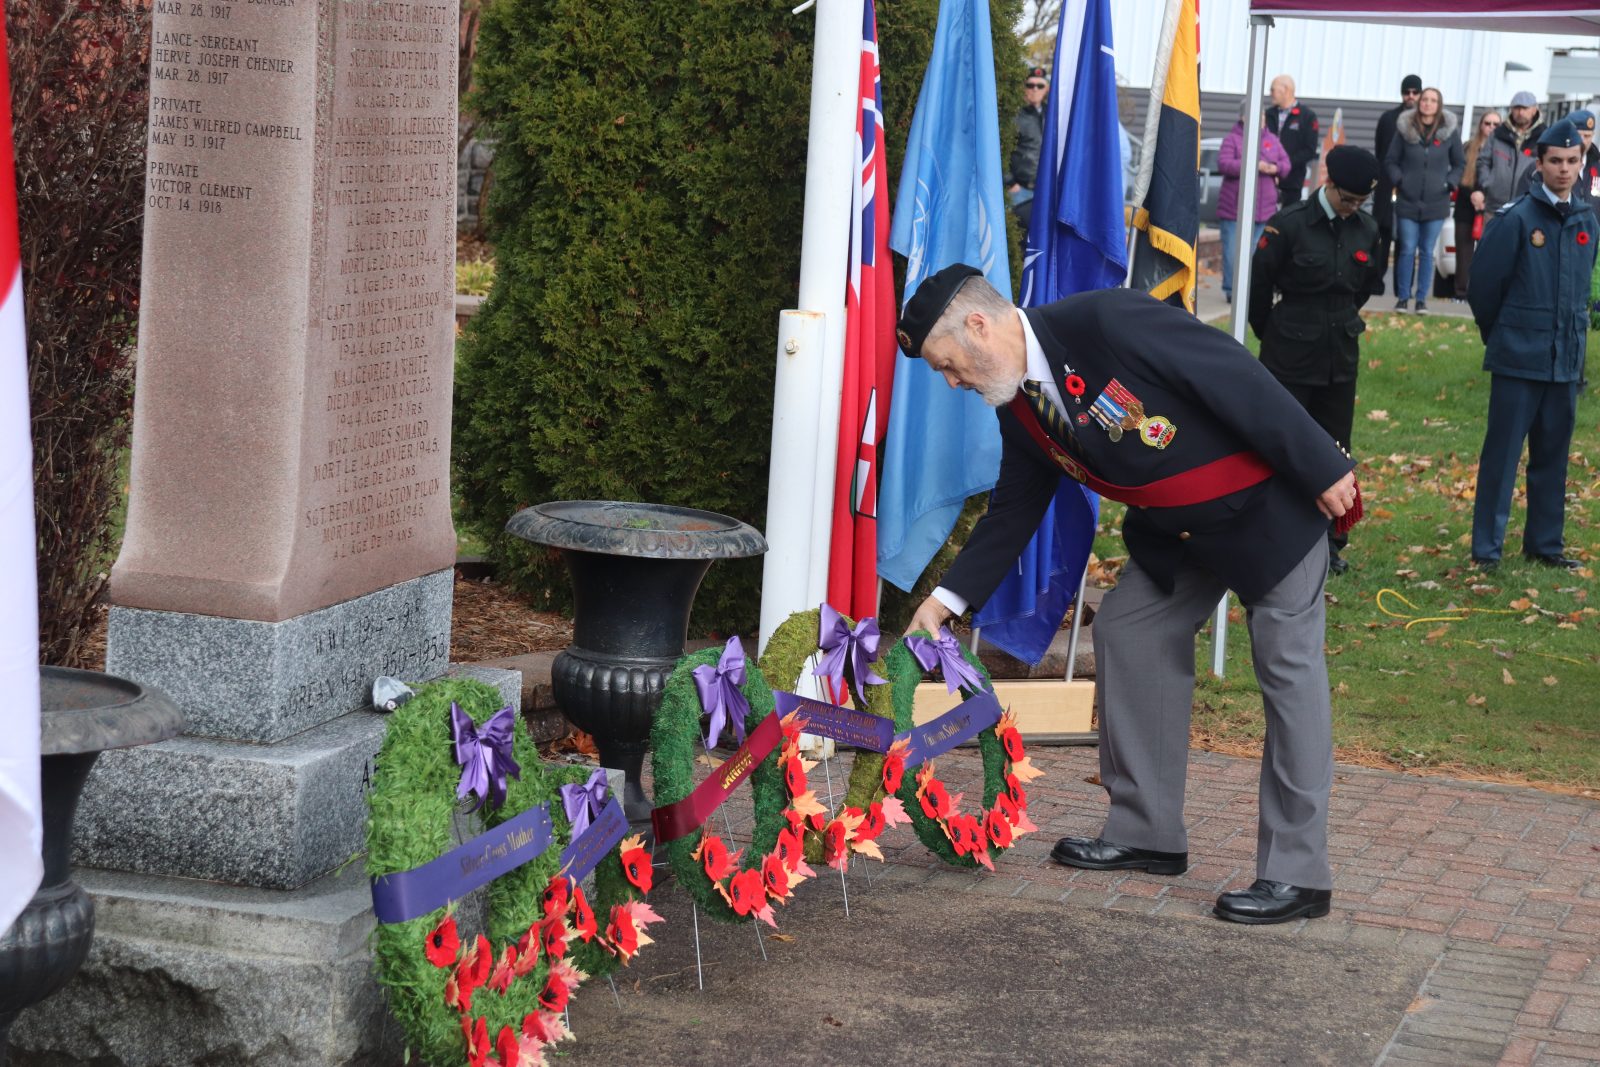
[1050,836,1187,875]
[1327,554,1350,575]
[1524,553,1582,570]
[1470,556,1499,572]
[1214,879,1332,925]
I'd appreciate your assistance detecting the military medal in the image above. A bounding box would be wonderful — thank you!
[1103,379,1145,430]
[1137,415,1177,449]
[1089,387,1129,442]
[1531,228,1546,247]
[1075,412,1090,426]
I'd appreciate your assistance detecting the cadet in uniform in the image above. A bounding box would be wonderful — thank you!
[1249,145,1384,575]
[1468,120,1596,571]
[900,265,1357,925]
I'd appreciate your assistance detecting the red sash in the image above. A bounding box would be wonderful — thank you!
[1007,394,1275,508]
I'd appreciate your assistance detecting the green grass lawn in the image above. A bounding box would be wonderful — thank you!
[1094,311,1600,796]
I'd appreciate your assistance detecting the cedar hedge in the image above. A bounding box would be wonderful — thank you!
[455,0,1022,634]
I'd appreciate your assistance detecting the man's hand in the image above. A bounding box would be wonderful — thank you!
[1316,470,1358,520]
[1471,189,1485,211]
[906,595,954,638]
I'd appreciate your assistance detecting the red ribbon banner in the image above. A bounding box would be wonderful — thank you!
[650,713,782,844]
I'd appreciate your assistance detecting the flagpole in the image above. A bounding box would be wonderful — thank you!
[758,0,865,656]
[1211,13,1272,679]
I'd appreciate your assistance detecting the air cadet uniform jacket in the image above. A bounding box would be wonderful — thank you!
[1248,197,1384,387]
[941,289,1354,611]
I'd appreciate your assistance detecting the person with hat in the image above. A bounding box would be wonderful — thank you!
[1006,67,1048,228]
[1475,90,1547,221]
[899,264,1357,925]
[1373,74,1425,296]
[1249,144,1384,574]
[1467,119,1596,572]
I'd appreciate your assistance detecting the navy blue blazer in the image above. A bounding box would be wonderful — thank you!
[941,289,1355,609]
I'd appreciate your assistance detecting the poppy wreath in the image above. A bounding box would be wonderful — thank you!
[755,607,910,869]
[367,678,660,1067]
[882,635,1044,869]
[650,643,833,925]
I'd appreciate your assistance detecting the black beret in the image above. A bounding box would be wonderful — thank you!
[1540,119,1584,149]
[1325,145,1381,194]
[1026,66,1048,81]
[897,263,982,358]
[1401,74,1422,93]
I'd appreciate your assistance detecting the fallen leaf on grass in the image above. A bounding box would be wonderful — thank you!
[1334,682,1350,696]
[1366,409,1390,422]
[1501,668,1516,686]
[767,933,796,943]
[1373,507,1396,520]
[1542,676,1559,686]
[1423,626,1449,640]
[1522,615,1540,625]
[1509,597,1533,611]
[1466,694,1487,707]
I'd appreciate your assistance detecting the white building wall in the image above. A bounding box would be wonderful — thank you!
[1108,0,1599,117]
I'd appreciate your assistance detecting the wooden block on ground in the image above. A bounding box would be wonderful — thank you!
[913,679,1096,744]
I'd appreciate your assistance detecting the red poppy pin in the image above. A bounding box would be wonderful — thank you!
[1257,235,1269,250]
[1354,249,1370,263]
[1580,231,1592,245]
[1524,147,1534,156]
[1064,373,1086,397]
[1291,107,1300,116]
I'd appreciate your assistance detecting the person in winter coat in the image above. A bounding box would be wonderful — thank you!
[1266,75,1320,208]
[1373,74,1423,296]
[1475,90,1546,218]
[1216,102,1293,302]
[1453,109,1501,299]
[1006,67,1048,228]
[1467,121,1595,572]
[1384,88,1464,312]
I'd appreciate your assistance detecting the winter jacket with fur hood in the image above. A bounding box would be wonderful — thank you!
[1384,107,1465,222]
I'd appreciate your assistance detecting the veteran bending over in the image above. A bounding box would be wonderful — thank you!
[900,267,1355,925]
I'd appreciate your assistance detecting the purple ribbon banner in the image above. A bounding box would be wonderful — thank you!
[895,688,1004,767]
[772,691,895,753]
[557,796,629,884]
[370,803,554,925]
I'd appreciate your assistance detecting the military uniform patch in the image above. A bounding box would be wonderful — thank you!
[1531,228,1546,248]
[1138,415,1176,449]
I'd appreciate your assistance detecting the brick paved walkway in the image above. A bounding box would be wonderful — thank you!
[872,744,1600,1066]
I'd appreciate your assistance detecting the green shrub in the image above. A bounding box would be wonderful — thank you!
[455,259,496,297]
[455,0,1021,633]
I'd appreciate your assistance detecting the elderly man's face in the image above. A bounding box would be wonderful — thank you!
[922,319,1024,408]
[1270,77,1293,107]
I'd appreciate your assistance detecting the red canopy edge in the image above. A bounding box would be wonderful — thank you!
[1250,0,1600,33]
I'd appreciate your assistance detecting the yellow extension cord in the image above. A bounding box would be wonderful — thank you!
[1375,588,1589,667]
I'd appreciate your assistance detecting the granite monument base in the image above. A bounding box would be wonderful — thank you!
[9,867,399,1067]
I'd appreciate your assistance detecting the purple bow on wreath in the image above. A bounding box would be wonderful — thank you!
[693,635,750,749]
[558,768,608,839]
[906,627,987,694]
[813,603,887,702]
[450,702,522,811]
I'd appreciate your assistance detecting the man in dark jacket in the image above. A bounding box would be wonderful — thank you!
[1266,74,1320,208]
[1006,67,1048,228]
[900,266,1357,925]
[1475,90,1546,218]
[1251,146,1384,574]
[1372,74,1423,295]
[1468,121,1595,571]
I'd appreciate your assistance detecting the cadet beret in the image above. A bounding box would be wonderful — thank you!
[1569,109,1595,132]
[897,263,982,358]
[1511,90,1538,108]
[1400,74,1422,93]
[1539,120,1583,149]
[1325,144,1381,193]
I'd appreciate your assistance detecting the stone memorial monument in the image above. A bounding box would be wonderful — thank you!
[11,0,484,1061]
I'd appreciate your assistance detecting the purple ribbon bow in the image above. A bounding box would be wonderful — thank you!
[906,627,987,694]
[813,603,887,700]
[450,702,522,811]
[693,635,751,749]
[558,769,609,839]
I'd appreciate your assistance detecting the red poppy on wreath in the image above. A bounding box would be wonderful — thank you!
[604,905,639,959]
[882,751,906,794]
[1354,249,1370,263]
[461,1015,490,1067]
[424,913,459,968]
[727,868,765,917]
[454,933,491,999]
[775,825,805,872]
[822,817,850,866]
[983,807,1015,849]
[697,833,734,880]
[538,968,571,1013]
[919,777,952,820]
[487,945,517,994]
[1004,772,1027,810]
[807,810,827,832]
[620,836,653,893]
[783,755,807,797]
[761,851,794,902]
[1064,373,1086,397]
[443,969,474,1014]
[511,924,540,978]
[995,789,1021,826]
[570,885,598,943]
[947,813,985,857]
[522,1010,563,1046]
[858,800,886,841]
[999,725,1025,763]
[539,913,568,962]
[1579,231,1591,246]
[496,1025,522,1067]
[541,874,570,918]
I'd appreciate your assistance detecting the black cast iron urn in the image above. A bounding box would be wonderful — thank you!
[0,668,184,1062]
[507,501,766,826]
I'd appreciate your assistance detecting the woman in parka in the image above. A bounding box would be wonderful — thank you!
[1384,87,1465,313]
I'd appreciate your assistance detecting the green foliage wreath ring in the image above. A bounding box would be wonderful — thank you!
[367,678,652,1066]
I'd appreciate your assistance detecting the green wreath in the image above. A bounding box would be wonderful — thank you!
[368,678,658,1067]
[882,635,1042,869]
